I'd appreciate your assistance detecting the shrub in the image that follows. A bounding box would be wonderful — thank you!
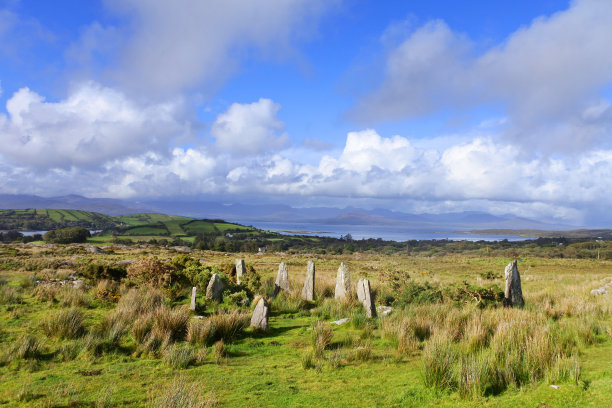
[393,281,443,308]
[126,258,179,289]
[80,263,127,281]
[42,308,86,339]
[43,227,90,244]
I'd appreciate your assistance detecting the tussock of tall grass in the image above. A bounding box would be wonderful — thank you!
[311,297,361,320]
[92,279,119,301]
[33,285,59,304]
[0,285,22,304]
[42,308,86,339]
[8,334,45,360]
[312,320,333,356]
[153,306,191,342]
[209,310,249,342]
[379,291,609,399]
[187,319,215,345]
[270,291,310,315]
[59,286,91,308]
[114,288,165,323]
[149,376,218,408]
[163,344,197,369]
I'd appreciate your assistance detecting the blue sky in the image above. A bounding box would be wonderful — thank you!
[0,0,611,226]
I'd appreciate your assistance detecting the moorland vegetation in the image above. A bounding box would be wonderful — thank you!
[0,239,611,407]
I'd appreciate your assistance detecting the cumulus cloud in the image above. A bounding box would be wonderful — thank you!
[211,98,289,155]
[1,128,610,224]
[0,82,191,169]
[352,0,612,152]
[98,0,334,95]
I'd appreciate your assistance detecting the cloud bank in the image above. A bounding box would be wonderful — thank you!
[352,0,612,153]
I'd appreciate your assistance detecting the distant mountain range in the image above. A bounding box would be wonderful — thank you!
[0,193,577,230]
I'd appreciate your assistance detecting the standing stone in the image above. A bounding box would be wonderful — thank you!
[206,273,225,302]
[335,262,352,300]
[250,297,269,330]
[275,262,290,295]
[357,278,376,318]
[235,259,246,285]
[503,260,524,307]
[301,260,315,301]
[189,286,197,311]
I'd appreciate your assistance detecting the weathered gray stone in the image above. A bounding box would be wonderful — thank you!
[377,305,393,316]
[357,278,376,318]
[206,273,225,302]
[331,317,350,325]
[503,260,524,307]
[301,260,315,301]
[275,262,290,294]
[334,262,351,300]
[235,259,246,284]
[190,287,197,311]
[250,297,269,330]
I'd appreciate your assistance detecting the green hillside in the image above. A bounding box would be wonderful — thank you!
[0,208,257,245]
[0,209,116,230]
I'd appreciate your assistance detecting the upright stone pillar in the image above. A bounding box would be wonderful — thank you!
[206,273,225,302]
[250,297,269,330]
[274,261,290,296]
[189,286,197,311]
[335,262,351,300]
[357,278,376,318]
[301,260,315,301]
[235,259,246,285]
[503,260,524,307]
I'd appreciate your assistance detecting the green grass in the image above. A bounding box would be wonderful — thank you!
[164,220,187,236]
[182,220,218,234]
[122,226,169,236]
[214,222,253,232]
[116,213,192,227]
[0,246,611,407]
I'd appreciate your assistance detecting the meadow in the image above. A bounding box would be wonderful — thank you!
[0,242,610,407]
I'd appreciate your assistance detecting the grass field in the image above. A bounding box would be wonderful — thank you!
[0,244,610,407]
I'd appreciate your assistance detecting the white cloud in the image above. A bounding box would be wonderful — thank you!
[98,0,335,95]
[0,128,610,224]
[352,0,612,152]
[0,82,191,169]
[212,98,289,155]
